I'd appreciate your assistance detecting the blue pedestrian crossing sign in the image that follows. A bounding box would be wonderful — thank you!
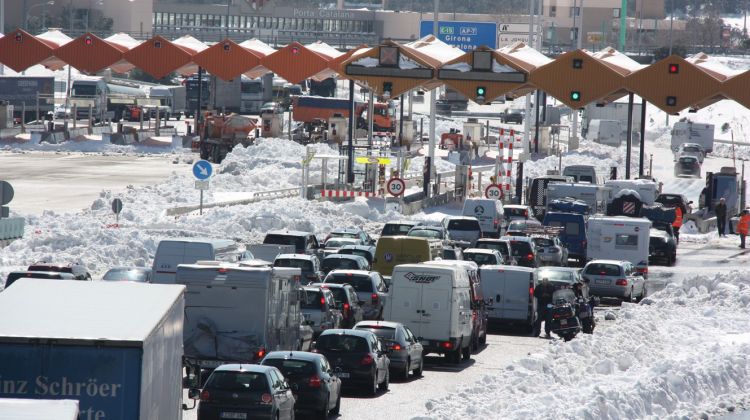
[192,160,213,180]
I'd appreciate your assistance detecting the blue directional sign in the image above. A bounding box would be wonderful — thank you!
[192,160,213,180]
[420,21,498,51]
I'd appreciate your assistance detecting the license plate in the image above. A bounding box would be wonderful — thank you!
[337,372,350,378]
[220,413,247,419]
[561,319,568,326]
[594,278,608,284]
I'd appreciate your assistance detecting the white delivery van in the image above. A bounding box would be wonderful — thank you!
[670,121,714,153]
[0,399,79,420]
[479,266,536,331]
[604,179,658,206]
[586,216,652,274]
[386,263,473,364]
[586,119,623,146]
[547,182,613,214]
[562,165,598,184]
[462,198,504,237]
[152,238,251,284]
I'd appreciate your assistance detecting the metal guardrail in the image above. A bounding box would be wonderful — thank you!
[0,217,25,242]
[166,187,299,216]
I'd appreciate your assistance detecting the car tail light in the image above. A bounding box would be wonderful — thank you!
[529,287,534,297]
[494,219,499,227]
[616,279,628,286]
[440,341,453,349]
[254,347,266,360]
[390,343,402,351]
[360,354,374,365]
[308,375,322,388]
[472,311,477,321]
[200,390,210,401]
[526,253,534,260]
[320,296,326,306]
[260,393,273,405]
[371,293,379,303]
[637,266,648,274]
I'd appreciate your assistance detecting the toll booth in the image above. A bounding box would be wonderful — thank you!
[463,119,485,146]
[0,103,13,128]
[261,112,282,137]
[397,118,416,146]
[328,116,347,143]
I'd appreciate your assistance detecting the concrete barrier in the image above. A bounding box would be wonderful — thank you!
[172,135,196,149]
[91,125,112,135]
[31,131,65,144]
[0,217,25,241]
[103,133,137,145]
[67,127,88,139]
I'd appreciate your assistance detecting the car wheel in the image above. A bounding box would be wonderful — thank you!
[414,358,424,377]
[378,369,389,391]
[317,394,329,420]
[331,393,341,415]
[402,359,411,380]
[669,252,677,267]
[462,343,471,361]
[369,370,378,396]
[479,333,487,345]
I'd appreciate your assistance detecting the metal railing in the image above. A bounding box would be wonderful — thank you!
[166,187,299,216]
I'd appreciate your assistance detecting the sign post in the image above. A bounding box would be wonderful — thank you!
[192,160,213,215]
[111,198,123,225]
[0,180,14,219]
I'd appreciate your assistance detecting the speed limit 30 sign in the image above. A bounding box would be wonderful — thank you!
[485,184,503,199]
[387,177,406,196]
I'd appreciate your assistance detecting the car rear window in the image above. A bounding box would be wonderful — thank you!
[679,157,697,164]
[325,239,356,248]
[357,326,396,340]
[538,270,573,281]
[509,241,533,256]
[300,289,324,309]
[315,334,369,352]
[325,287,348,307]
[262,359,316,379]
[338,248,372,262]
[205,371,269,393]
[326,274,374,293]
[546,221,581,235]
[264,234,305,251]
[476,241,510,256]
[447,219,481,231]
[504,208,528,218]
[464,252,496,266]
[532,238,554,247]
[584,263,622,276]
[102,269,149,282]
[408,229,442,239]
[28,265,70,274]
[382,224,414,236]
[274,259,314,272]
[684,146,700,152]
[322,258,360,272]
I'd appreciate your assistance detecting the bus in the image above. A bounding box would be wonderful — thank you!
[240,77,263,114]
[184,74,210,118]
[70,78,146,122]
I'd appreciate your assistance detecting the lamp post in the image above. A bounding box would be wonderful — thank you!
[24,1,54,32]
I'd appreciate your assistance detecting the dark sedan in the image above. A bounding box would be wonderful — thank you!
[674,155,701,178]
[354,321,424,381]
[261,351,341,420]
[649,228,677,266]
[313,329,390,395]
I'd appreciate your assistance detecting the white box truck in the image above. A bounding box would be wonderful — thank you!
[385,264,473,364]
[670,121,714,153]
[604,179,658,206]
[547,183,613,214]
[152,238,251,284]
[586,119,623,146]
[479,266,537,331]
[175,261,305,384]
[0,279,185,420]
[586,216,651,271]
[0,399,79,420]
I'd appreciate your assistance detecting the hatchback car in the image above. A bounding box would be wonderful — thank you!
[300,286,343,336]
[505,236,541,268]
[503,204,532,222]
[582,260,646,302]
[655,193,692,215]
[313,329,390,395]
[321,254,370,274]
[502,108,524,124]
[323,270,388,320]
[27,261,91,280]
[442,246,464,260]
[4,271,77,289]
[649,228,677,266]
[353,321,424,380]
[474,238,515,265]
[192,364,295,420]
[531,236,569,266]
[537,267,588,298]
[324,228,374,247]
[462,248,504,267]
[406,225,451,241]
[674,155,701,178]
[380,220,422,237]
[442,216,482,247]
[260,351,341,420]
[274,254,324,284]
[312,282,364,328]
[101,267,153,283]
[337,244,376,266]
[674,142,705,163]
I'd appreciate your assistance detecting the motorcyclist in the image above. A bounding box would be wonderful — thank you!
[533,278,555,338]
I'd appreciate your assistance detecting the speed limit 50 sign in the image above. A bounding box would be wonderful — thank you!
[485,184,503,200]
[387,177,406,196]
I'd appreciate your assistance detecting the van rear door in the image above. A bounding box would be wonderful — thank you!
[481,269,505,320]
[388,277,423,337]
[152,242,188,284]
[420,280,452,341]
[502,271,533,321]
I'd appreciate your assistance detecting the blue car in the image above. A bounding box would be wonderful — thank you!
[542,212,587,265]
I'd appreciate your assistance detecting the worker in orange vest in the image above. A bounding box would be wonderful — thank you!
[738,208,750,249]
[672,206,683,244]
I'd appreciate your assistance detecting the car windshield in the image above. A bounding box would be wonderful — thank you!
[326,274,374,292]
[300,289,324,309]
[538,270,574,282]
[262,359,315,379]
[102,269,149,282]
[315,334,368,352]
[357,326,396,340]
[264,234,305,251]
[509,241,533,256]
[504,208,528,218]
[476,241,509,256]
[382,223,415,236]
[408,229,442,239]
[447,219,480,231]
[322,258,361,272]
[683,146,701,152]
[585,263,621,276]
[464,253,496,265]
[274,258,314,272]
[205,371,269,392]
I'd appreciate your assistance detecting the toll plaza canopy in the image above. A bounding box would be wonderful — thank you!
[2,28,750,114]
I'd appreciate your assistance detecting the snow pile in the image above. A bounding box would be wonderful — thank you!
[423,271,750,419]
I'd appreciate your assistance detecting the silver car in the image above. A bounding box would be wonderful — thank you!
[300,286,343,336]
[441,216,482,247]
[674,142,705,163]
[538,267,588,298]
[462,248,505,267]
[323,270,388,320]
[354,320,424,380]
[582,260,645,302]
[531,236,569,266]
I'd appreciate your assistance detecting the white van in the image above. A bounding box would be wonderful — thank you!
[152,238,251,284]
[586,216,652,275]
[562,165,598,184]
[462,198,504,238]
[604,179,658,205]
[586,119,623,146]
[479,266,536,331]
[386,263,474,364]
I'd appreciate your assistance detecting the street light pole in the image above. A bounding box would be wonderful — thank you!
[225,0,230,39]
[0,0,4,75]
[427,0,438,195]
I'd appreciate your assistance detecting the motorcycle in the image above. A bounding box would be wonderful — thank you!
[548,289,582,341]
[576,296,598,334]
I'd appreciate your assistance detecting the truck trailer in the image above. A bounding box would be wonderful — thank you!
[0,279,186,420]
[0,76,55,122]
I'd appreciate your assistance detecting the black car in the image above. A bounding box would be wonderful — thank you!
[313,329,390,396]
[4,271,77,288]
[192,364,295,420]
[649,228,677,266]
[655,193,692,216]
[311,282,365,328]
[674,155,701,177]
[261,351,342,420]
[502,108,524,124]
[353,321,424,381]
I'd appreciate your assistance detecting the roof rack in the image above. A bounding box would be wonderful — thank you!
[522,226,564,236]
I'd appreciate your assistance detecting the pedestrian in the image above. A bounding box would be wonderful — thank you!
[715,197,727,237]
[738,208,750,249]
[672,205,683,244]
[533,278,555,338]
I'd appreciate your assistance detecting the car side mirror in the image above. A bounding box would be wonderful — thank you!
[188,388,200,400]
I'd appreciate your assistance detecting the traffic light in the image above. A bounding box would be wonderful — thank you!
[476,86,487,103]
[223,42,231,52]
[14,32,22,42]
[572,58,583,69]
[666,96,677,107]
[154,40,162,48]
[668,63,679,74]
[570,91,581,102]
[291,46,300,54]
[382,82,393,98]
[84,36,93,46]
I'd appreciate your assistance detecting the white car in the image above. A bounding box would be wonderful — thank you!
[674,142,705,163]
